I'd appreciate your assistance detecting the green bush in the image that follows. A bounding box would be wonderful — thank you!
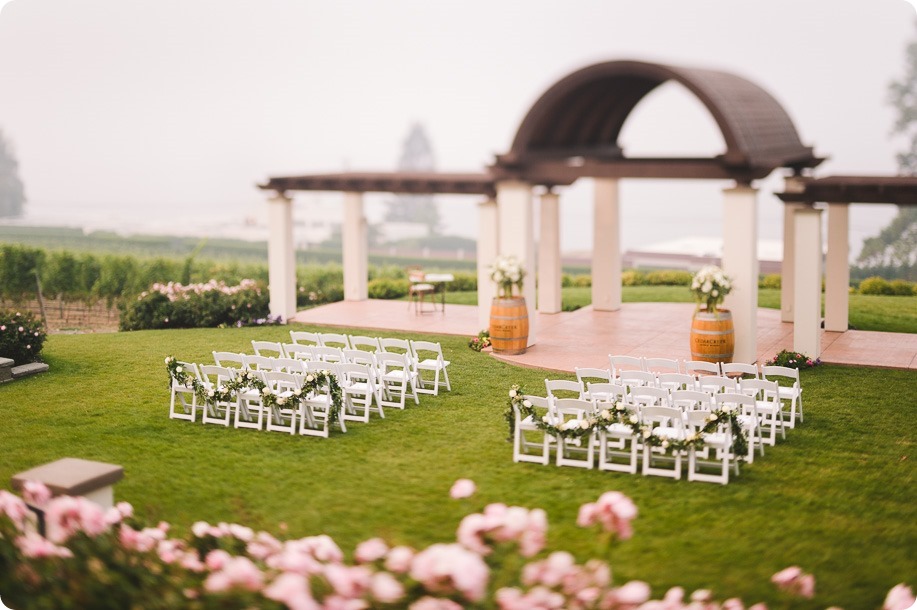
[759,273,782,289]
[297,265,344,306]
[368,278,410,299]
[0,310,47,364]
[572,274,592,288]
[621,270,641,286]
[119,280,273,330]
[858,276,892,295]
[644,270,693,286]
[448,271,477,292]
[889,279,916,296]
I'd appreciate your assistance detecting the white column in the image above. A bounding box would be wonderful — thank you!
[780,176,806,322]
[496,180,536,346]
[538,190,562,314]
[267,192,297,321]
[722,184,758,363]
[342,191,368,301]
[793,206,823,357]
[477,198,499,331]
[592,178,621,311]
[825,203,849,332]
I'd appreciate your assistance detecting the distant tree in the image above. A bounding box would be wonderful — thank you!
[854,27,917,280]
[0,128,26,218]
[384,123,441,236]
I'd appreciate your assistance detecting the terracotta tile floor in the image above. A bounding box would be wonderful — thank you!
[292,300,917,372]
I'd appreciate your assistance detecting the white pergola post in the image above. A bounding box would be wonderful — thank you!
[780,176,806,322]
[592,178,621,311]
[825,202,849,332]
[342,191,368,301]
[722,184,758,363]
[793,205,823,357]
[538,190,562,314]
[477,198,499,331]
[496,180,536,346]
[267,192,297,321]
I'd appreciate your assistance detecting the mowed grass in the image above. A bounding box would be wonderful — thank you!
[0,325,915,609]
[445,287,917,334]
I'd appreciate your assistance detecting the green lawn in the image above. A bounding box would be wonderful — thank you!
[1,325,914,608]
[443,287,917,334]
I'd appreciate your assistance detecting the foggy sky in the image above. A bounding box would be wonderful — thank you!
[0,0,913,255]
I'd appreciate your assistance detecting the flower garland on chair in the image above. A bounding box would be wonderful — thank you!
[166,357,343,430]
[505,383,748,459]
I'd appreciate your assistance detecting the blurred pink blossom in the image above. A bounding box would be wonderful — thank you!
[371,571,405,604]
[771,566,815,599]
[355,537,389,563]
[410,543,490,602]
[263,573,319,610]
[408,597,464,610]
[16,531,73,559]
[385,545,415,573]
[45,495,108,543]
[203,556,264,593]
[457,503,547,557]
[449,478,476,499]
[884,584,916,610]
[576,491,637,539]
[22,480,51,507]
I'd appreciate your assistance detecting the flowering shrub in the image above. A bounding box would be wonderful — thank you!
[120,279,274,331]
[0,310,47,365]
[766,350,820,370]
[468,330,491,352]
[690,265,732,312]
[490,255,525,299]
[0,481,911,609]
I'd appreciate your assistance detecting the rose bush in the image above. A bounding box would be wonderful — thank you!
[0,310,47,365]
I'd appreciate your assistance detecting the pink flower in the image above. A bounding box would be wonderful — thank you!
[522,551,576,588]
[204,556,264,593]
[385,546,415,573]
[16,531,73,559]
[410,543,490,602]
[496,586,565,609]
[45,495,108,543]
[449,478,476,499]
[615,580,651,605]
[577,491,637,539]
[355,537,389,563]
[21,480,52,508]
[771,566,815,598]
[371,571,405,603]
[0,490,30,529]
[884,584,916,610]
[263,573,319,610]
[324,564,372,598]
[457,503,547,557]
[409,598,464,610]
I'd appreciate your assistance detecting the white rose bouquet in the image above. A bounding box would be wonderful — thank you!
[691,265,732,313]
[490,255,525,298]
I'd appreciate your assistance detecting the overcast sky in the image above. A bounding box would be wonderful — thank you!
[0,0,913,256]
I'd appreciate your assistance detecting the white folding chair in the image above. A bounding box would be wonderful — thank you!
[342,349,383,404]
[272,357,306,374]
[575,367,612,400]
[311,346,345,365]
[349,335,382,353]
[169,361,201,422]
[762,365,804,428]
[586,382,629,408]
[283,344,314,362]
[686,410,736,485]
[377,352,420,410]
[594,395,640,474]
[410,340,451,396]
[337,362,383,423]
[318,332,351,350]
[553,398,595,469]
[545,378,584,400]
[671,389,714,412]
[720,362,760,380]
[289,330,321,346]
[739,378,786,446]
[380,337,415,365]
[213,351,245,370]
[619,370,657,395]
[630,386,671,410]
[198,365,238,427]
[252,340,284,359]
[684,360,722,377]
[697,375,738,395]
[715,393,762,464]
[641,405,686,479]
[262,371,301,434]
[298,370,345,437]
[644,357,681,375]
[657,373,697,393]
[609,355,645,382]
[513,395,554,465]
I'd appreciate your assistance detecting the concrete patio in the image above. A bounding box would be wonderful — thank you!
[291,300,917,373]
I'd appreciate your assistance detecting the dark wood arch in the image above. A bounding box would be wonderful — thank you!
[494,59,822,185]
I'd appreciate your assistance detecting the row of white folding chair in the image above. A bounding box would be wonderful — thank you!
[170,362,343,437]
[287,334,451,397]
[511,393,747,484]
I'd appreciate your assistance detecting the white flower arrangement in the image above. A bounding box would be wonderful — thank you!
[490,255,525,298]
[690,265,733,312]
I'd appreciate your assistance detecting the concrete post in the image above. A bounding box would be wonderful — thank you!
[781,176,807,322]
[267,192,297,321]
[477,198,499,331]
[793,205,823,357]
[825,203,849,332]
[342,191,368,301]
[538,191,562,314]
[496,180,536,346]
[722,184,758,363]
[592,178,622,311]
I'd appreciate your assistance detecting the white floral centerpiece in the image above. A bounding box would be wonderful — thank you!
[690,265,732,313]
[490,255,525,299]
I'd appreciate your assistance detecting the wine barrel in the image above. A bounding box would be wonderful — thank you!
[490,297,529,355]
[690,309,734,363]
